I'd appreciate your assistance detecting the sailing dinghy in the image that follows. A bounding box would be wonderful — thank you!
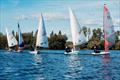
[17,23,24,52]
[92,4,116,55]
[30,14,48,54]
[6,28,18,51]
[64,8,87,54]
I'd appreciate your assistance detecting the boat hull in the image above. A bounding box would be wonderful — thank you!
[64,50,79,54]
[16,50,23,52]
[29,51,39,54]
[91,51,110,55]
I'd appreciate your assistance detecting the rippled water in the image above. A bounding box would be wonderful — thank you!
[0,50,120,80]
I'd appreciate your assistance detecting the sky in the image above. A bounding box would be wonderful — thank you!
[0,0,120,40]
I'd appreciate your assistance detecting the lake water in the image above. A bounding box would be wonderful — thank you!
[0,50,120,80]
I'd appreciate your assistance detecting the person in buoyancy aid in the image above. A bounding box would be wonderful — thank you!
[65,46,71,53]
[93,44,100,53]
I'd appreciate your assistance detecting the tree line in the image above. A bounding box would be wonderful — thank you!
[0,27,120,50]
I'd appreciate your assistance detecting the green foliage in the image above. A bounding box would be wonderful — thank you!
[49,30,68,50]
[115,41,120,50]
[66,27,120,50]
[0,28,120,50]
[22,31,34,49]
[65,41,73,48]
[0,32,7,49]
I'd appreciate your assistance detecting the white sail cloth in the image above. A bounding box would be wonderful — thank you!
[36,14,48,48]
[69,8,87,46]
[6,28,18,47]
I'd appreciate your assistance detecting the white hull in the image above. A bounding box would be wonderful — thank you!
[16,49,23,53]
[91,51,110,55]
[8,49,14,52]
[7,49,16,53]
[29,50,39,54]
[7,50,22,53]
[64,50,79,54]
[100,51,110,54]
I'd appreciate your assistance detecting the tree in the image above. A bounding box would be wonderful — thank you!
[58,30,62,35]
[0,33,7,49]
[50,30,54,37]
[49,30,68,50]
[0,27,120,50]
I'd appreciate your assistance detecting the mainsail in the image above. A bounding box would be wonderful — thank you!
[69,8,86,46]
[36,14,48,48]
[6,28,18,47]
[103,4,116,52]
[18,23,24,48]
[86,28,93,42]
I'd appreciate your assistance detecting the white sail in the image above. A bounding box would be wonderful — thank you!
[6,28,18,47]
[18,23,24,48]
[69,8,86,46]
[86,28,93,42]
[36,13,48,48]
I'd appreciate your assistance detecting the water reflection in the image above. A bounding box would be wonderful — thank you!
[102,54,112,80]
[0,53,45,80]
[31,54,45,80]
[64,55,83,79]
[32,54,42,64]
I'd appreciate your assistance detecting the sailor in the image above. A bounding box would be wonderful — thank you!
[30,45,34,51]
[65,46,71,53]
[93,44,100,53]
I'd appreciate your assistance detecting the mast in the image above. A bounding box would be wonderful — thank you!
[103,4,115,52]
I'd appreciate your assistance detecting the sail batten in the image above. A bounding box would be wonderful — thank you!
[36,14,48,48]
